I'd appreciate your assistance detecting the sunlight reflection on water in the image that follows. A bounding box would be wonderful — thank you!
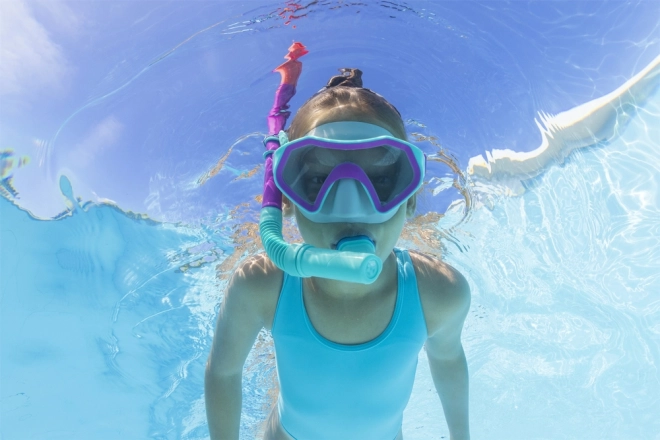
[1,1,659,439]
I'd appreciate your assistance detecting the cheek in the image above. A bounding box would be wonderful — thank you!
[294,210,325,245]
[375,207,407,252]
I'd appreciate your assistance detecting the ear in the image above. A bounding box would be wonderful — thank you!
[282,195,295,218]
[405,194,417,218]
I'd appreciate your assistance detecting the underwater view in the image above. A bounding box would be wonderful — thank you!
[1,1,659,439]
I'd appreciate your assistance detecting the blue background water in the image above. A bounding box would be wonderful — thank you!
[1,1,659,439]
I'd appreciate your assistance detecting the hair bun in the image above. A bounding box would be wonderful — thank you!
[325,68,363,88]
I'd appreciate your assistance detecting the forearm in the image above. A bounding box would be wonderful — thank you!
[205,370,243,440]
[428,347,470,440]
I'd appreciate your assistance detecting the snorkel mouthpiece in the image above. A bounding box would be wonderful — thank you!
[260,43,383,284]
[260,208,383,284]
[337,235,376,254]
[337,236,382,280]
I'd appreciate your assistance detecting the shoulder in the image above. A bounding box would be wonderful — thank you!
[207,254,283,376]
[406,250,471,338]
[231,252,283,293]
[228,253,283,329]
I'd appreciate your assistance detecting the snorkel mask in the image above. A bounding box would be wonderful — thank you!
[260,43,425,284]
[273,121,426,224]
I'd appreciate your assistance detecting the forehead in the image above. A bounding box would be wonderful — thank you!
[307,103,406,139]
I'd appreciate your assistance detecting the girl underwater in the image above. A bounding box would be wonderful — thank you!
[205,44,471,440]
[204,41,659,440]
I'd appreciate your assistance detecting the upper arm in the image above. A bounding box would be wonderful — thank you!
[411,251,471,361]
[206,254,282,378]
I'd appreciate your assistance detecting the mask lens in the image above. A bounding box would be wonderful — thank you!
[281,143,415,207]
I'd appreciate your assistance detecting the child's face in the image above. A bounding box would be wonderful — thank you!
[285,114,417,259]
[293,196,416,262]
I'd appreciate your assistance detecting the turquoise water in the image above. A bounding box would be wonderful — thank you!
[2,1,660,439]
[2,92,658,439]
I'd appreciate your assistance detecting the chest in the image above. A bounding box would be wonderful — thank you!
[264,287,399,345]
[264,277,433,345]
[301,288,398,345]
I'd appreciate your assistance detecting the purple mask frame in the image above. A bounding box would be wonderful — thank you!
[274,136,426,214]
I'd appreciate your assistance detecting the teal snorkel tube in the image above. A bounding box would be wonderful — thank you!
[260,43,383,284]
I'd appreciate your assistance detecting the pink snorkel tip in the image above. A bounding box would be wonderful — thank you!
[273,42,308,86]
[273,42,309,82]
[286,42,309,60]
[263,42,308,209]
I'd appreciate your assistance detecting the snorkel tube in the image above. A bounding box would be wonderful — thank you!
[260,42,383,284]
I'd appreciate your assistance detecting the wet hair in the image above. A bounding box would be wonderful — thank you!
[287,68,407,141]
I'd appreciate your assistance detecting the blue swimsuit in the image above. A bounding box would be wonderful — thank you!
[271,248,428,440]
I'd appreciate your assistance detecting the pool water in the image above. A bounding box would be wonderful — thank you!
[1,1,659,439]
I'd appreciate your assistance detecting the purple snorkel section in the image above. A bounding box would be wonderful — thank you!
[263,82,294,209]
[263,42,308,209]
